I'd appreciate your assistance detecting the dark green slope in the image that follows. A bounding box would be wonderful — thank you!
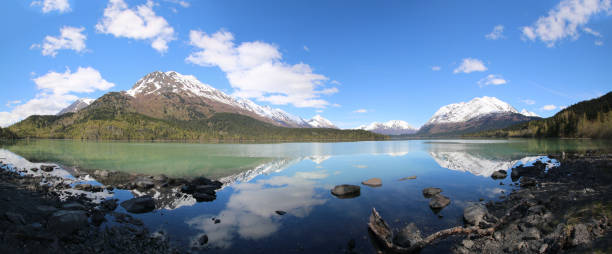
[466,91,612,139]
[8,93,385,141]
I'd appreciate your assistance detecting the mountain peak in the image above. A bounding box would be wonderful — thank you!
[307,115,338,129]
[426,96,518,125]
[57,98,95,115]
[357,120,417,135]
[520,109,540,117]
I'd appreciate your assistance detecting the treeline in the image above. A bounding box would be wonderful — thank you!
[7,93,385,141]
[466,91,612,139]
[0,127,17,139]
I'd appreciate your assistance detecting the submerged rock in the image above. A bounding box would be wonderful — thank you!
[393,222,423,248]
[463,203,488,226]
[491,170,507,180]
[120,196,155,213]
[47,210,89,236]
[362,178,382,187]
[331,184,361,198]
[429,194,450,209]
[399,176,417,181]
[422,187,442,198]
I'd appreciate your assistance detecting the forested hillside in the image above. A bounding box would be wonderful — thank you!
[466,92,612,139]
[7,93,384,142]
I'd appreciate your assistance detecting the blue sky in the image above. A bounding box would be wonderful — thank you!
[1,0,611,128]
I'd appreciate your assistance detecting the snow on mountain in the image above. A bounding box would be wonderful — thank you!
[425,96,519,125]
[356,120,417,135]
[57,98,95,115]
[124,71,320,128]
[520,109,540,117]
[307,115,338,129]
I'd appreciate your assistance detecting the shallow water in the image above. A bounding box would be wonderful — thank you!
[1,139,610,253]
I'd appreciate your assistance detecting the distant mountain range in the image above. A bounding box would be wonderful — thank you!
[57,98,95,115]
[468,91,612,139]
[58,71,336,129]
[7,71,381,141]
[415,96,541,136]
[356,120,417,135]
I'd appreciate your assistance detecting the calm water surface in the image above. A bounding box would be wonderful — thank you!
[1,139,610,253]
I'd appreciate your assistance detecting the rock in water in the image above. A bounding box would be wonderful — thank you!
[120,196,156,213]
[198,234,208,245]
[362,178,382,187]
[331,184,361,198]
[133,178,155,190]
[192,192,216,202]
[47,210,88,236]
[40,165,55,172]
[275,210,287,215]
[393,222,423,248]
[463,203,488,226]
[491,170,507,179]
[429,194,450,209]
[422,187,442,198]
[399,176,417,181]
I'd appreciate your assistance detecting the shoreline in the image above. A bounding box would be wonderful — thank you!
[1,152,611,253]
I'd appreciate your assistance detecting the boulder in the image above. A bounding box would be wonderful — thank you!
[40,165,55,172]
[94,170,110,178]
[520,177,537,187]
[193,192,216,202]
[362,178,382,187]
[194,185,217,195]
[393,222,423,248]
[491,170,507,180]
[101,199,118,211]
[331,184,361,198]
[47,210,89,236]
[429,194,450,209]
[120,196,156,213]
[422,187,442,198]
[133,178,155,190]
[63,202,86,210]
[35,205,58,215]
[463,203,488,226]
[74,183,92,191]
[153,174,168,182]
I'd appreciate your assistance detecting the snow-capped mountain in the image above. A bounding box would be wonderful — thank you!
[123,71,330,128]
[418,96,540,136]
[520,109,539,117]
[356,120,417,135]
[425,96,518,125]
[57,98,95,115]
[307,115,338,129]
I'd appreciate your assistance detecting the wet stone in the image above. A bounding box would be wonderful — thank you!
[429,194,451,209]
[361,178,382,187]
[331,185,361,199]
[422,187,442,198]
[120,196,155,213]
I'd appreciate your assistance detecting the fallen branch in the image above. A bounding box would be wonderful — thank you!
[368,201,528,253]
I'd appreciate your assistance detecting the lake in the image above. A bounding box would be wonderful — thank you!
[1,139,610,253]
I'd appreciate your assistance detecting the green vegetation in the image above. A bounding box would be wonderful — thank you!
[8,93,385,142]
[466,91,612,139]
[0,127,17,139]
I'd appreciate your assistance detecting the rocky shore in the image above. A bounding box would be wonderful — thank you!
[369,152,612,253]
[0,160,226,254]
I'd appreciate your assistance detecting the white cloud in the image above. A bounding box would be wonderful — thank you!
[560,105,568,109]
[96,0,176,53]
[303,45,309,52]
[330,80,341,85]
[32,26,87,57]
[316,110,323,113]
[477,74,507,87]
[485,25,505,40]
[0,67,114,127]
[521,99,536,105]
[453,58,487,74]
[163,0,190,8]
[186,29,335,108]
[583,27,603,37]
[31,0,71,13]
[353,109,367,113]
[5,100,22,108]
[431,66,441,71]
[332,103,341,107]
[541,104,558,111]
[595,40,604,45]
[521,0,611,47]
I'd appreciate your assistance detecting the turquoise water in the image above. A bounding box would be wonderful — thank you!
[1,139,610,252]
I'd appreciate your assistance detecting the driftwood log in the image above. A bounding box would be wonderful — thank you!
[368,201,527,253]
